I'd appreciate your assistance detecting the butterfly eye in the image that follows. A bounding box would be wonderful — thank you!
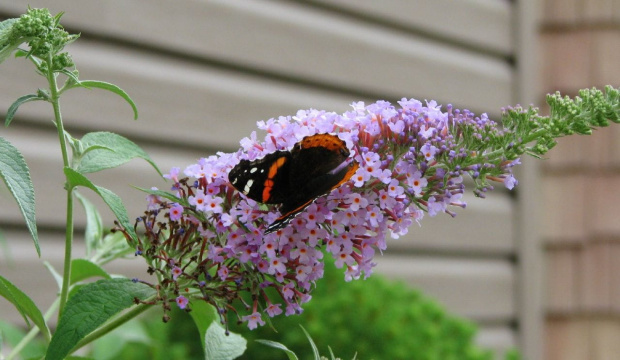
[340,147,349,157]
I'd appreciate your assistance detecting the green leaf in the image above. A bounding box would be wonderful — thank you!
[204,321,247,360]
[57,68,82,87]
[77,132,161,176]
[189,302,247,360]
[75,191,104,256]
[46,278,156,360]
[135,186,186,205]
[0,137,39,255]
[0,18,18,44]
[5,94,43,127]
[300,325,321,360]
[44,261,63,291]
[74,80,138,120]
[70,259,110,284]
[255,340,299,360]
[188,301,218,351]
[0,18,20,63]
[64,167,136,241]
[0,275,50,340]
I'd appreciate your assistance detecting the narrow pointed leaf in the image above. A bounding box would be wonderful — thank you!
[5,94,43,127]
[46,278,156,360]
[43,261,63,291]
[64,168,136,241]
[255,340,299,360]
[75,80,138,120]
[0,275,50,339]
[57,68,82,87]
[0,137,39,255]
[77,132,161,176]
[300,326,321,360]
[70,259,110,284]
[75,191,103,255]
[135,186,186,205]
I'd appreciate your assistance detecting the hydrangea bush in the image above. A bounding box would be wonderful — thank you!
[1,7,619,360]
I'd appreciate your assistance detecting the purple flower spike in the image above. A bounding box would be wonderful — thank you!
[119,98,522,329]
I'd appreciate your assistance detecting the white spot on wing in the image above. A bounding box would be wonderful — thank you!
[243,179,254,194]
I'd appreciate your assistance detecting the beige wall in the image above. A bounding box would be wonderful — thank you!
[0,1,537,358]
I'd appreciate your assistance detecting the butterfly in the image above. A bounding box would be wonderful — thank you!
[228,133,359,234]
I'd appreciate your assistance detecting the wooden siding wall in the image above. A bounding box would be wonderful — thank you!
[0,1,522,357]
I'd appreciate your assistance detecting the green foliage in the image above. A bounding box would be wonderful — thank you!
[188,301,247,360]
[0,275,49,340]
[64,167,136,241]
[0,137,38,255]
[506,85,620,158]
[449,85,620,193]
[89,308,204,360]
[47,279,156,360]
[230,259,497,360]
[76,132,159,175]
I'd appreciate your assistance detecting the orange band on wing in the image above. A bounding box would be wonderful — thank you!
[262,157,287,202]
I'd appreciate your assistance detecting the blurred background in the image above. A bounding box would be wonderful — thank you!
[0,1,618,359]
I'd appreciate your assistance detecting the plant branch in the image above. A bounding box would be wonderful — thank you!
[45,52,74,319]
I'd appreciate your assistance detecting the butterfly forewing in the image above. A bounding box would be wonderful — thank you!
[228,151,292,204]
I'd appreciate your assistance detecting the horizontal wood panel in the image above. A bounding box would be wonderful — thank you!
[0,0,513,114]
[1,231,514,325]
[308,0,514,55]
[394,192,514,255]
[0,128,514,255]
[0,41,358,151]
[375,254,516,321]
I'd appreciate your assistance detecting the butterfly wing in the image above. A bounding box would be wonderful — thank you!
[228,151,293,204]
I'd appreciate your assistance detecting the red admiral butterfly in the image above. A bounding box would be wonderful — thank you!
[229,133,359,234]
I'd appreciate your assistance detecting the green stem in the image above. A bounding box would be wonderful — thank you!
[70,302,153,353]
[7,298,60,360]
[45,56,74,319]
[59,189,75,318]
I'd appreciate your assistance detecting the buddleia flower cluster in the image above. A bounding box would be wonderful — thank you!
[118,87,620,330]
